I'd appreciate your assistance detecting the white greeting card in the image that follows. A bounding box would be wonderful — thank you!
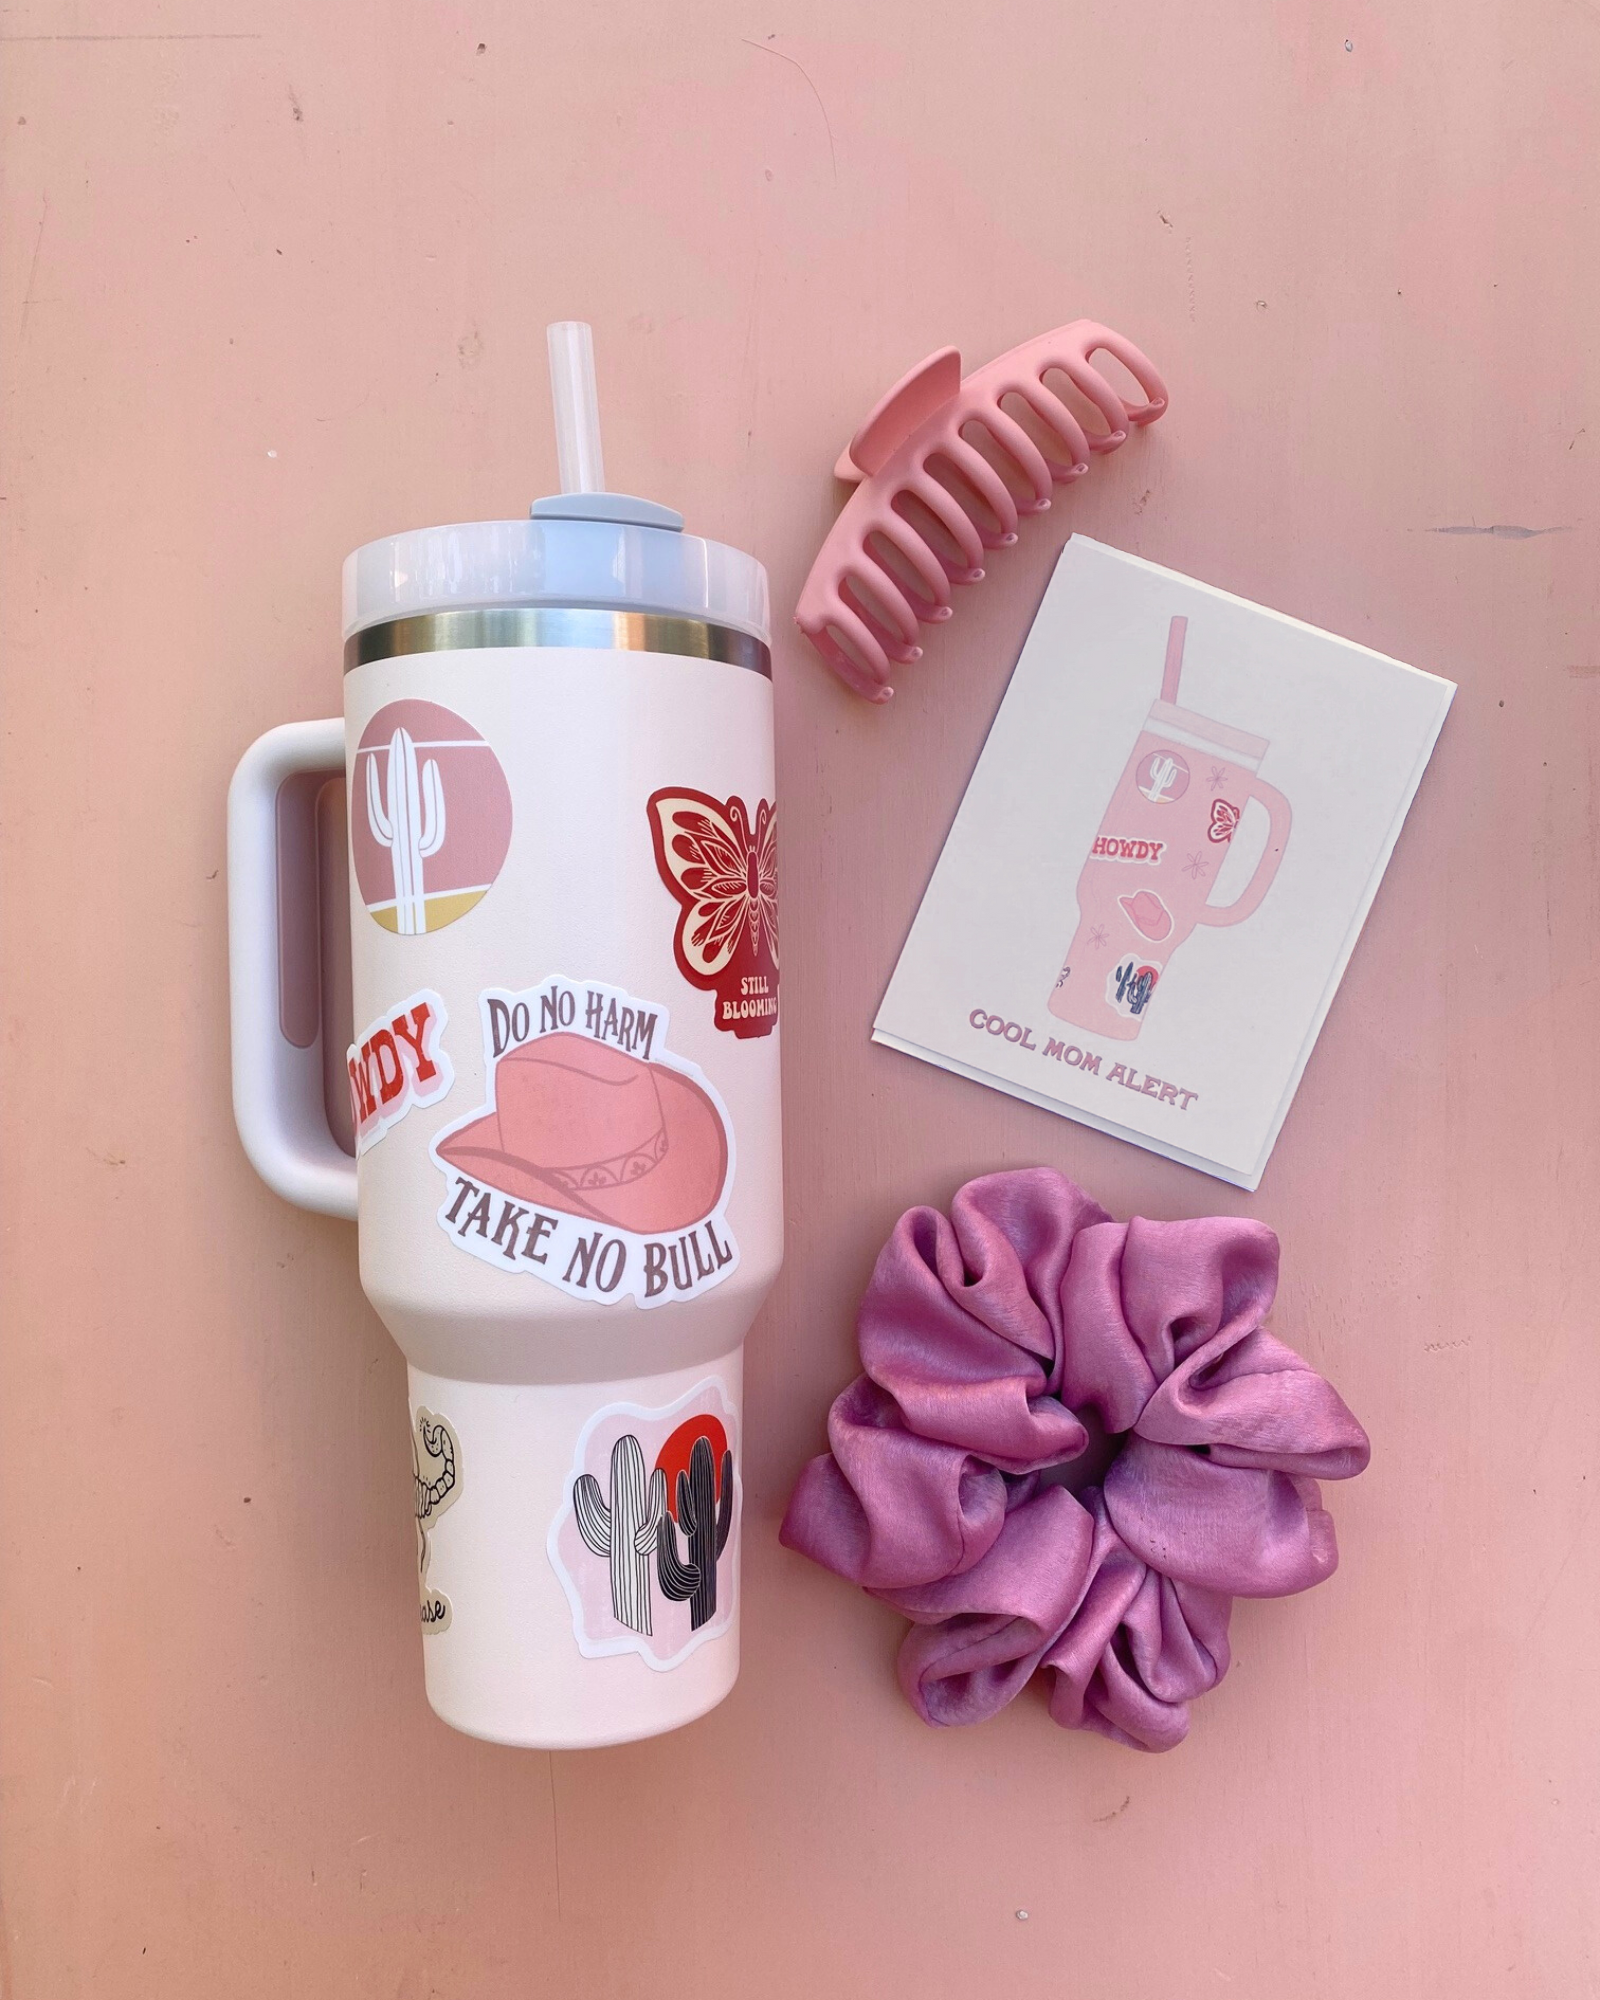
[873,537,1454,1189]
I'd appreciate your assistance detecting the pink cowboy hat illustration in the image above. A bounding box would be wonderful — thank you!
[436,1033,728,1235]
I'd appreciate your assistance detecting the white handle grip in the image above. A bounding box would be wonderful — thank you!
[227,719,358,1221]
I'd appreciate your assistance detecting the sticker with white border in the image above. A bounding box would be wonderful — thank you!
[548,1378,740,1670]
[412,1406,460,1634]
[348,989,455,1153]
[429,975,739,1308]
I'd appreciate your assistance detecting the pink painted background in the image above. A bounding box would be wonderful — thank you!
[2,2,1596,1994]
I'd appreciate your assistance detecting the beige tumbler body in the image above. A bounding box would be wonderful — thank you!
[342,614,781,1746]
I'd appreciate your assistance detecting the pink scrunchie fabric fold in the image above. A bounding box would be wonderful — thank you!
[781,1168,1370,1750]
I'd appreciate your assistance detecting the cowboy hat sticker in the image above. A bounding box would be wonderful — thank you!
[430,975,739,1308]
[547,1377,740,1670]
[347,988,455,1154]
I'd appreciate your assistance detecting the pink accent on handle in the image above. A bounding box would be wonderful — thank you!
[275,772,325,1051]
[317,776,356,1155]
[795,320,1169,702]
[1194,778,1293,929]
[272,769,355,1143]
[227,718,358,1220]
[1160,615,1188,706]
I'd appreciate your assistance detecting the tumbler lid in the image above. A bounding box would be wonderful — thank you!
[343,322,769,645]
[1146,699,1269,765]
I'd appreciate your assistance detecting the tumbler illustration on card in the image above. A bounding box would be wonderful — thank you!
[1048,617,1292,1040]
[873,538,1454,1189]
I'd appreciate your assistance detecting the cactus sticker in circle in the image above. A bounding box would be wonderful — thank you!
[549,1379,739,1669]
[352,700,512,936]
[412,1407,460,1634]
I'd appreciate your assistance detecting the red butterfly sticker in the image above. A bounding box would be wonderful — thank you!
[1208,799,1241,844]
[648,789,779,1039]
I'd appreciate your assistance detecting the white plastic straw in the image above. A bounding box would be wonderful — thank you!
[546,321,606,495]
[1161,615,1187,705]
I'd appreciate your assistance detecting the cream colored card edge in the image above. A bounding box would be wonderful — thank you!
[869,1027,1262,1191]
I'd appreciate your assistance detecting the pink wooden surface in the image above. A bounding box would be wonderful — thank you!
[3,2,1597,1993]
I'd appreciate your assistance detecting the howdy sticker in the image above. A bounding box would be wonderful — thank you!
[1089,834,1167,864]
[347,990,454,1153]
[647,788,779,1039]
[352,700,513,935]
[412,1407,460,1634]
[430,976,739,1308]
[548,1378,740,1670]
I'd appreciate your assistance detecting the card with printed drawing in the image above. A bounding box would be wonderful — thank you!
[873,537,1455,1190]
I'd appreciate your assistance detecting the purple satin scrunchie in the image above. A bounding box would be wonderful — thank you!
[780,1168,1371,1751]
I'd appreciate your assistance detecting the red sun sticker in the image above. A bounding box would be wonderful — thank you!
[655,1413,730,1520]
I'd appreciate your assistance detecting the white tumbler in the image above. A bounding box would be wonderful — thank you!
[228,325,782,1746]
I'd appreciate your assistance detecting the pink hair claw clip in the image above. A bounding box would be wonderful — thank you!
[795,321,1168,701]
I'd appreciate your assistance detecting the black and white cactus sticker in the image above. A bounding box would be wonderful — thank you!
[548,1379,740,1670]
[430,975,739,1309]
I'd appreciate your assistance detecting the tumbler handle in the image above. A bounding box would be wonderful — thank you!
[227,719,359,1220]
[1194,777,1293,930]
